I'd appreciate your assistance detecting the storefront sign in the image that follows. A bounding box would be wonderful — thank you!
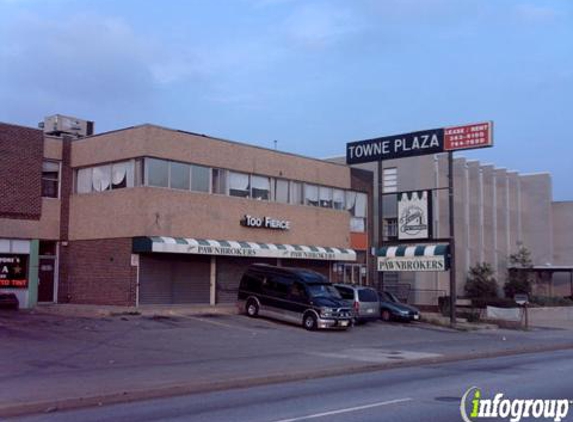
[378,255,446,272]
[346,122,493,164]
[0,254,28,288]
[241,215,291,230]
[398,191,431,240]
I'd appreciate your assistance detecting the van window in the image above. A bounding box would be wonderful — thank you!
[263,275,292,298]
[358,289,379,302]
[337,287,354,301]
[307,284,341,299]
[289,281,307,301]
[241,272,263,293]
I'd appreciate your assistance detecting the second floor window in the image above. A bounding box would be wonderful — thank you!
[42,161,60,198]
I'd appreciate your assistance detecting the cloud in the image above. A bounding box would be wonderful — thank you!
[514,4,560,24]
[283,3,366,49]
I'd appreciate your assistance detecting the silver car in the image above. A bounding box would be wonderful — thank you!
[333,284,381,323]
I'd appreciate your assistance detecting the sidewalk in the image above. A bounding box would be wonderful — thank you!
[1,305,572,418]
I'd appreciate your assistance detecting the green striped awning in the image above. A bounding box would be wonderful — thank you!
[376,244,450,272]
[133,237,356,261]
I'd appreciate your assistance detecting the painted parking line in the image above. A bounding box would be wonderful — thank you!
[268,398,413,422]
[180,315,268,334]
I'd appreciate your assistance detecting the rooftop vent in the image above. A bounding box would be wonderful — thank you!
[41,114,94,138]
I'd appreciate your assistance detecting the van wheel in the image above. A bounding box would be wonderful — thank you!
[303,314,317,331]
[246,299,259,317]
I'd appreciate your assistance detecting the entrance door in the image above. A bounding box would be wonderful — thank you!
[38,258,55,302]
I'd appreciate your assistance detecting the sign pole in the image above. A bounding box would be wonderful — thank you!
[378,160,384,290]
[448,151,457,326]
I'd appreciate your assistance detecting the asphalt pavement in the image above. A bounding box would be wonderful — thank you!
[8,348,573,422]
[1,309,573,418]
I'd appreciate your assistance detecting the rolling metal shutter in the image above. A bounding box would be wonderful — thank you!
[139,254,210,305]
[216,257,277,303]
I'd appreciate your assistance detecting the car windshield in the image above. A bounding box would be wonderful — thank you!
[380,291,400,303]
[307,283,342,299]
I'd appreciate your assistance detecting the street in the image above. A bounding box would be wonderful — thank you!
[8,349,573,422]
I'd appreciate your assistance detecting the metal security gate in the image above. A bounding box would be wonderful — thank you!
[139,254,210,304]
[216,257,277,303]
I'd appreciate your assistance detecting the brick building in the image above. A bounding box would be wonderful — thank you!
[0,115,371,308]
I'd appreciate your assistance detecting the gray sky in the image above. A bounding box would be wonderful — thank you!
[1,0,571,200]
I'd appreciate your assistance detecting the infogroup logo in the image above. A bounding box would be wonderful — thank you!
[460,387,571,422]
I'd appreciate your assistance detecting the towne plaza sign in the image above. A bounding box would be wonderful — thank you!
[346,122,492,164]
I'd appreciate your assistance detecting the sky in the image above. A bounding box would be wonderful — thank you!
[0,0,571,200]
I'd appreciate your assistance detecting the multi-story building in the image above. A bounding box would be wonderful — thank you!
[344,154,573,305]
[0,115,371,308]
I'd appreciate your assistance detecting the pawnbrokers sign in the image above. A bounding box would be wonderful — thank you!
[346,122,492,164]
[378,255,446,272]
[0,254,28,288]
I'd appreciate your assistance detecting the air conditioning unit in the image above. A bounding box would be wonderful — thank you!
[42,114,94,137]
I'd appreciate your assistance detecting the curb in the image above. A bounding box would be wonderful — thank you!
[1,343,573,419]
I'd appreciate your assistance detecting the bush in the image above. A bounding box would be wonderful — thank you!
[531,296,573,307]
[504,243,534,298]
[465,262,498,299]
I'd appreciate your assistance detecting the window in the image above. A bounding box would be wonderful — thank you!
[319,186,333,208]
[92,164,111,192]
[146,158,169,187]
[383,218,398,240]
[275,179,289,204]
[170,162,190,190]
[304,184,319,206]
[290,182,303,205]
[191,165,210,192]
[212,169,227,194]
[251,175,270,200]
[111,161,134,190]
[355,192,367,218]
[42,161,60,198]
[76,160,135,194]
[333,189,345,210]
[229,171,250,198]
[350,217,365,232]
[383,167,398,193]
[347,191,367,233]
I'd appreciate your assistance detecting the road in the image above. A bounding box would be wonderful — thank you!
[10,349,573,422]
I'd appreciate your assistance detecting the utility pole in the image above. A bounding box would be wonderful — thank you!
[448,151,457,326]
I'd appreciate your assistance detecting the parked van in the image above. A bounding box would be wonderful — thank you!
[237,264,352,330]
[333,284,380,323]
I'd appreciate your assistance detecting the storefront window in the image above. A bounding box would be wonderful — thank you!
[319,186,333,208]
[304,184,319,206]
[251,175,270,200]
[191,165,210,193]
[333,189,345,210]
[275,179,289,204]
[170,162,190,190]
[146,158,169,188]
[229,172,250,198]
[42,161,60,198]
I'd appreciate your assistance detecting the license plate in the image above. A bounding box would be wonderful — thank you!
[339,320,349,327]
[367,309,374,314]
[414,315,419,320]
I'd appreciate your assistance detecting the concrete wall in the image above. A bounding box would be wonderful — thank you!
[72,125,351,188]
[68,187,352,247]
[520,174,553,265]
[552,201,573,265]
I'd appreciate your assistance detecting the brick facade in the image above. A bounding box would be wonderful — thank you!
[0,123,43,219]
[59,238,137,306]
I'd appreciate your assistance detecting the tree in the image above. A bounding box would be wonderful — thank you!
[465,262,498,298]
[504,243,534,298]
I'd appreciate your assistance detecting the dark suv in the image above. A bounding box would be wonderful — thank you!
[237,264,353,330]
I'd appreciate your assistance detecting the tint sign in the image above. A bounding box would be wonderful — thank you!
[0,255,28,289]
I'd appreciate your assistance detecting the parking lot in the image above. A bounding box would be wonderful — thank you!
[2,308,573,417]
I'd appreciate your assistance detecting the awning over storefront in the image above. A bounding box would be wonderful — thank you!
[133,237,357,261]
[376,244,449,272]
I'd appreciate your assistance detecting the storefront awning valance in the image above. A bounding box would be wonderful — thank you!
[133,237,356,261]
[376,244,449,272]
